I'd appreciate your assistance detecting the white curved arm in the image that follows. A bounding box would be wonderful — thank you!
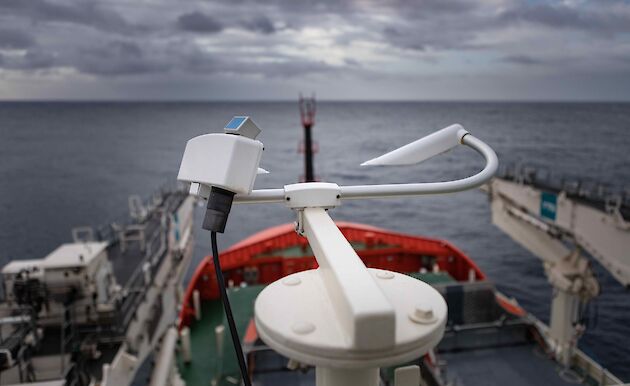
[340,134,498,200]
[233,132,498,204]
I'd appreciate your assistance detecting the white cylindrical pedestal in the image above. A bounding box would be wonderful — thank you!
[193,289,201,321]
[180,327,192,364]
[316,367,379,386]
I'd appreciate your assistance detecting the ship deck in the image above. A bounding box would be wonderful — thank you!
[178,272,592,386]
[176,222,622,386]
[0,190,190,384]
[177,273,598,386]
[107,191,186,286]
[441,345,579,386]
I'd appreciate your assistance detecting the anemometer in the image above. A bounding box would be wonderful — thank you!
[177,116,498,386]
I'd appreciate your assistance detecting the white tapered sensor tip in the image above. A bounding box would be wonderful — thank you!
[360,124,468,166]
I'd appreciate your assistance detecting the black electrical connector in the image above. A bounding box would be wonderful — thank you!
[204,186,252,386]
[202,187,235,232]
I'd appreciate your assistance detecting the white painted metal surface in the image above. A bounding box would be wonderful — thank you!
[315,367,379,386]
[490,178,630,286]
[101,195,195,386]
[284,182,341,209]
[180,327,192,364]
[232,129,498,204]
[255,208,447,374]
[178,133,263,196]
[41,242,108,268]
[394,365,421,386]
[489,177,616,367]
[178,123,495,386]
[2,260,44,276]
[193,289,201,321]
[149,327,180,386]
[361,124,468,166]
[342,135,498,200]
[300,207,395,352]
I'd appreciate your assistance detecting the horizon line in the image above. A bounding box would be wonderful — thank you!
[1,98,629,104]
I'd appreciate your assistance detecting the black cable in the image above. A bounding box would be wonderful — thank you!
[211,231,252,386]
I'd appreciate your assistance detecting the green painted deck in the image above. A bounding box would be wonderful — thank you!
[178,285,264,386]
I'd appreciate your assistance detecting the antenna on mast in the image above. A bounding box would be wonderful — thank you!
[299,93,317,182]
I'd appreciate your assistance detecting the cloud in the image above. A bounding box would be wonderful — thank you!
[177,12,224,34]
[234,59,334,78]
[74,41,170,76]
[344,58,361,67]
[21,49,56,69]
[182,48,335,77]
[1,0,630,100]
[499,3,630,34]
[0,0,134,33]
[501,55,544,66]
[0,28,36,49]
[0,49,56,70]
[390,0,475,16]
[241,15,276,34]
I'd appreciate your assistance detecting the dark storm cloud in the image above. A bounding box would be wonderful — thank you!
[499,3,630,34]
[1,0,630,100]
[382,24,483,51]
[0,0,134,33]
[0,28,36,49]
[21,49,56,69]
[383,27,427,51]
[379,0,630,53]
[389,0,475,16]
[378,0,497,51]
[501,55,544,66]
[211,0,353,13]
[74,41,170,76]
[177,12,224,34]
[344,58,360,67]
[0,49,56,70]
[241,15,276,34]
[240,59,333,77]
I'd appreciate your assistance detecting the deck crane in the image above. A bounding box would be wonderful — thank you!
[487,169,630,367]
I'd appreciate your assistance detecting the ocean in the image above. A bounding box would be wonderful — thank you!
[0,101,628,379]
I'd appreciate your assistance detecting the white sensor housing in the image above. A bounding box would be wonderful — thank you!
[178,133,263,196]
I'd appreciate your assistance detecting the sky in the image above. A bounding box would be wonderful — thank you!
[0,0,630,101]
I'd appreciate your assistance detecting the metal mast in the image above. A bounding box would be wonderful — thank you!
[299,94,317,182]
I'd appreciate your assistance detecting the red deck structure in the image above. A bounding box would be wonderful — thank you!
[178,222,487,328]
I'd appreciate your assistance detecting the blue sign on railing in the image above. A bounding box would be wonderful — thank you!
[540,191,557,221]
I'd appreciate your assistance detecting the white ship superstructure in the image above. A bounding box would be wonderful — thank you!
[0,188,195,386]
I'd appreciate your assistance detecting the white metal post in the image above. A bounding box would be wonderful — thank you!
[316,367,379,386]
[302,208,396,352]
[149,328,179,386]
[550,289,580,366]
[255,208,447,386]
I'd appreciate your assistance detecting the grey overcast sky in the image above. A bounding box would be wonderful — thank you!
[1,0,629,101]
